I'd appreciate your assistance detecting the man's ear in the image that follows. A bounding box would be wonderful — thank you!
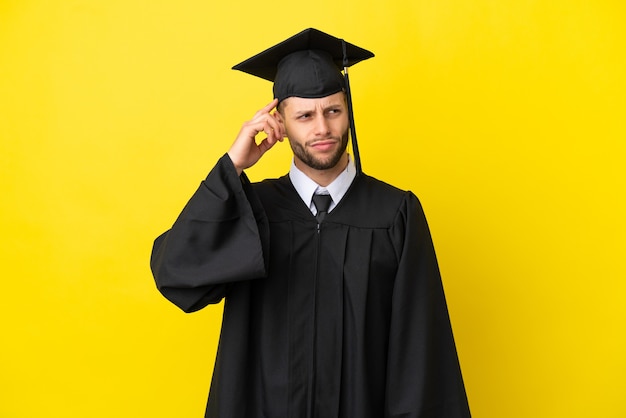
[274,111,283,123]
[272,109,287,140]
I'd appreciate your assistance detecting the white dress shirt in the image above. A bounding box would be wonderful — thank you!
[288,155,357,216]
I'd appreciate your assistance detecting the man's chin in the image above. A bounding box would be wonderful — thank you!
[306,152,346,171]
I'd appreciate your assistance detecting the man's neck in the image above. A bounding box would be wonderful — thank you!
[294,153,349,187]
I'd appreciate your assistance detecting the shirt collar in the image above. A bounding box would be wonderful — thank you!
[289,155,356,214]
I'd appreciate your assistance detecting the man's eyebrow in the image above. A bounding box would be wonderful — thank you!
[292,101,343,116]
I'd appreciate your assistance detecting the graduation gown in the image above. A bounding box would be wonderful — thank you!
[150,154,470,418]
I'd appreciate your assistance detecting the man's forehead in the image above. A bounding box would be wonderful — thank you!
[283,92,346,111]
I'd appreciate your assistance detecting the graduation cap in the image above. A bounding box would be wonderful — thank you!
[232,28,374,174]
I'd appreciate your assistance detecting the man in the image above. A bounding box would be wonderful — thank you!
[151,28,470,418]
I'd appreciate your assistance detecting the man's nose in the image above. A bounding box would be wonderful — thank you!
[314,116,331,136]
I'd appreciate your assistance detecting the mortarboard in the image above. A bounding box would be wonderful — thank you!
[232,28,374,174]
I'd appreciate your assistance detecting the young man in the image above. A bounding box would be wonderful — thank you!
[151,28,470,418]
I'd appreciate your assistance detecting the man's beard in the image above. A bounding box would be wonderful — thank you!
[289,130,349,171]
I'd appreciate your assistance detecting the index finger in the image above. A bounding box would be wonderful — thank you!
[259,98,279,114]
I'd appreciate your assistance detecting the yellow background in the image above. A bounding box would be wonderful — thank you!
[1,1,625,417]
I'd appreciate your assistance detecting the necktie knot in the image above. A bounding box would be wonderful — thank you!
[312,194,332,223]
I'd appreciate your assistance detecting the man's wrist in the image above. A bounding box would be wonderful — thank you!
[226,152,244,176]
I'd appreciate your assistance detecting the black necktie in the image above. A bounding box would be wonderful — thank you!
[312,194,332,223]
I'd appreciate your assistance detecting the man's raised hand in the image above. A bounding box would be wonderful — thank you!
[228,99,285,175]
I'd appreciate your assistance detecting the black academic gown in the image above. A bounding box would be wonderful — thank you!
[151,155,470,418]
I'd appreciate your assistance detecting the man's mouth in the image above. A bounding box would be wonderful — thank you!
[309,139,337,152]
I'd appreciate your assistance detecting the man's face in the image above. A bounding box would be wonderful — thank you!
[278,92,349,171]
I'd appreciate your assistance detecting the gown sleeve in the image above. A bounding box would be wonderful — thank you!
[386,193,471,417]
[150,154,269,313]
